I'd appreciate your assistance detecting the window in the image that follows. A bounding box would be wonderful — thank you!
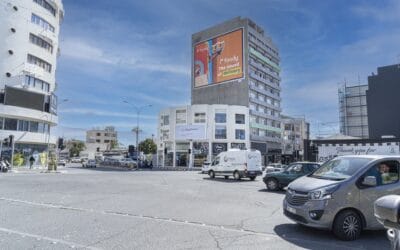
[4,118,17,130]
[215,125,227,139]
[364,161,399,186]
[29,33,53,53]
[31,14,55,32]
[96,140,100,143]
[176,110,186,124]
[215,113,226,123]
[96,133,101,136]
[24,75,50,92]
[27,54,52,72]
[0,118,3,130]
[18,120,29,131]
[235,114,245,124]
[235,129,245,140]
[194,113,206,123]
[104,140,110,143]
[38,123,45,133]
[161,115,169,126]
[29,121,39,132]
[33,0,56,16]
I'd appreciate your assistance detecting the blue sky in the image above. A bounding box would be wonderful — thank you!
[56,0,400,145]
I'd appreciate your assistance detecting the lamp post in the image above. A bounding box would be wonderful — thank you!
[123,101,152,159]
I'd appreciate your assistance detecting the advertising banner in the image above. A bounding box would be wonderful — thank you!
[175,125,206,140]
[194,29,243,88]
[317,143,400,162]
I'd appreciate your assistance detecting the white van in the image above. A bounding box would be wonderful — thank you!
[207,149,262,180]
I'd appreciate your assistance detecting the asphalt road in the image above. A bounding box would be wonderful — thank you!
[0,164,389,249]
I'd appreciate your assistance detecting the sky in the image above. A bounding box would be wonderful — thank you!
[56,0,400,145]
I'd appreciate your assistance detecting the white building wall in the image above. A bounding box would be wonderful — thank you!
[0,0,64,145]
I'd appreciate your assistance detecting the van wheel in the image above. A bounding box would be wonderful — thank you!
[333,210,362,241]
[233,171,241,180]
[224,176,229,179]
[266,178,279,191]
[249,176,256,181]
[208,170,215,179]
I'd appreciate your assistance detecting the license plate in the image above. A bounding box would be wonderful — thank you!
[287,206,296,214]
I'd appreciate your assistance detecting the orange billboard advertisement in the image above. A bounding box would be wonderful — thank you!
[194,29,243,88]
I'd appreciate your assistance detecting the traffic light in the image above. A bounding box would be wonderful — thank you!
[96,147,100,152]
[188,149,191,154]
[128,145,135,154]
[3,138,8,147]
[58,138,64,149]
[8,135,14,147]
[164,148,167,155]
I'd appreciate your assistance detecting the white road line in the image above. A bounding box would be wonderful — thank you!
[0,227,100,250]
[0,197,363,250]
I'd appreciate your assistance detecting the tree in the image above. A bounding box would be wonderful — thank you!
[139,139,157,154]
[110,140,118,150]
[69,141,86,157]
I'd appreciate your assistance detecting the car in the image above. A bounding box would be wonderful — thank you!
[201,161,211,174]
[207,149,262,180]
[82,159,97,168]
[283,155,400,241]
[57,159,67,166]
[119,158,137,168]
[263,162,320,191]
[265,163,287,173]
[71,157,82,163]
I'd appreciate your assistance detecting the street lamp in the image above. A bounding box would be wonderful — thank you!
[123,101,152,159]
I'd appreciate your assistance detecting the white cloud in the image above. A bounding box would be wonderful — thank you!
[352,0,400,22]
[59,108,157,120]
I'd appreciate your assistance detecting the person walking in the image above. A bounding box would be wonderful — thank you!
[29,156,35,169]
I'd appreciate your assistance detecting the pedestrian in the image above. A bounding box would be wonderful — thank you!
[29,156,35,169]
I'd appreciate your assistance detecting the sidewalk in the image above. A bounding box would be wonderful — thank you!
[7,166,67,174]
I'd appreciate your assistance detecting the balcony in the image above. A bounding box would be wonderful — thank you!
[249,109,279,121]
[250,134,282,144]
[249,59,280,81]
[249,47,280,72]
[249,85,281,101]
[249,97,282,112]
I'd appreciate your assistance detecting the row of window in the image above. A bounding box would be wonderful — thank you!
[249,103,280,118]
[27,54,52,73]
[162,112,246,126]
[29,33,53,53]
[249,79,280,97]
[33,0,56,16]
[216,127,245,140]
[250,67,279,85]
[0,117,50,134]
[250,90,280,107]
[251,128,281,139]
[31,13,55,32]
[24,75,50,93]
[249,56,280,80]
[248,33,279,58]
[250,115,281,128]
[248,37,279,64]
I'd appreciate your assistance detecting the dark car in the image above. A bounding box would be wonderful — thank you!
[263,162,320,191]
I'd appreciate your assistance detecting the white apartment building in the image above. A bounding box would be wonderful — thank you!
[281,115,310,163]
[157,105,249,167]
[0,0,64,164]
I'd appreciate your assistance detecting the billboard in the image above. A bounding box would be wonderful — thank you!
[194,29,243,88]
[175,125,206,140]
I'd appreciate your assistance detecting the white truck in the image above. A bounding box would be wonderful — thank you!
[206,149,262,180]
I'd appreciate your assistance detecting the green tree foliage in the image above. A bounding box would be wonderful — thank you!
[139,139,157,154]
[69,141,86,157]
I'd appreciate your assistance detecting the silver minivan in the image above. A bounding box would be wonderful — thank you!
[283,155,400,241]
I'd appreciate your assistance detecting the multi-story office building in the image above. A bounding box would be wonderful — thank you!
[0,0,64,164]
[367,64,400,139]
[338,84,369,138]
[191,17,282,162]
[281,115,309,163]
[157,104,249,167]
[86,126,118,145]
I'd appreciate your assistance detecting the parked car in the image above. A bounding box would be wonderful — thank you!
[263,162,320,191]
[207,149,262,180]
[283,155,400,241]
[119,158,137,168]
[265,163,287,173]
[57,159,67,166]
[82,159,97,168]
[71,157,82,163]
[201,161,211,174]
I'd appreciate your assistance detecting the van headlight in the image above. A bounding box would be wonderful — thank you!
[308,184,340,200]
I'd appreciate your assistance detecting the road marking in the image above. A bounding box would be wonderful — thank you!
[0,197,363,250]
[0,226,100,250]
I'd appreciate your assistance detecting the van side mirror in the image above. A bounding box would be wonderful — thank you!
[374,195,400,230]
[362,176,377,187]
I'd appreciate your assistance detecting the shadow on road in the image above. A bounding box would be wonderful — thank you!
[273,223,388,250]
[258,188,286,195]
[202,177,257,183]
[68,166,133,172]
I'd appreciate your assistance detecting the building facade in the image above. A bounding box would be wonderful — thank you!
[338,84,369,138]
[191,17,282,163]
[367,64,400,139]
[157,105,249,167]
[86,126,118,146]
[281,115,309,163]
[0,0,64,165]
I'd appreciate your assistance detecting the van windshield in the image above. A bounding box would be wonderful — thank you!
[310,157,372,181]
